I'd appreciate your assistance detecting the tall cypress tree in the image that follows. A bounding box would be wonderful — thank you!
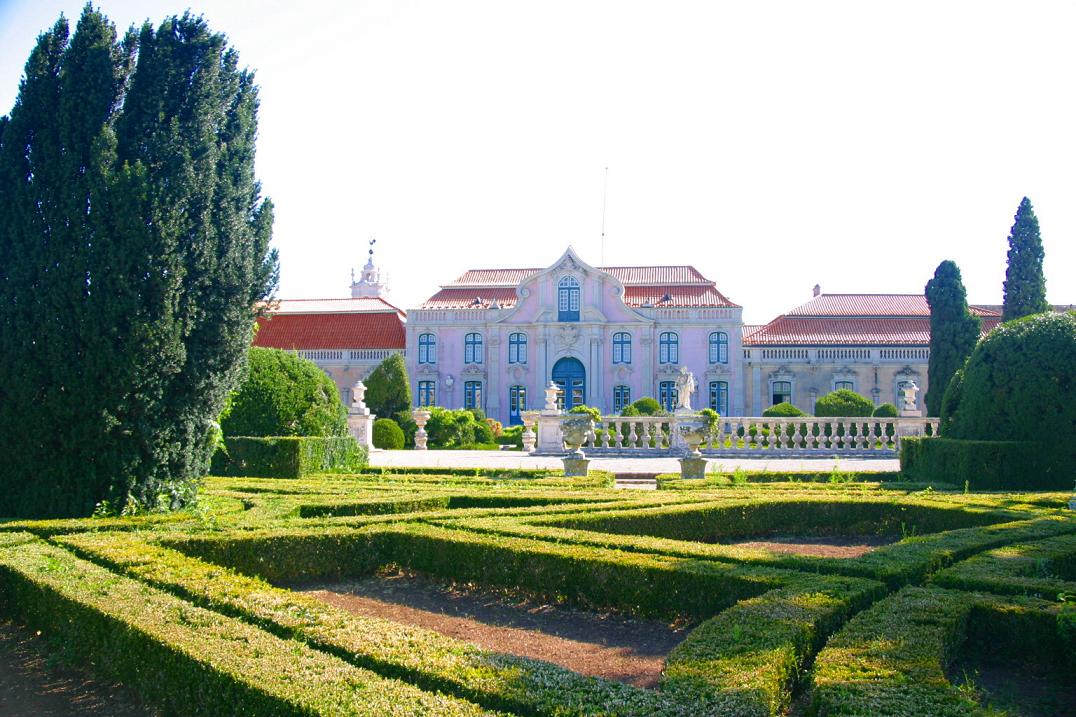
[0,8,277,518]
[1002,197,1049,321]
[925,260,981,417]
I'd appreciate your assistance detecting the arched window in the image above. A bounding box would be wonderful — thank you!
[464,333,483,364]
[612,332,631,364]
[708,331,728,364]
[418,333,436,364]
[508,332,527,364]
[558,276,580,322]
[659,381,678,412]
[709,381,728,415]
[659,332,679,364]
[772,381,792,406]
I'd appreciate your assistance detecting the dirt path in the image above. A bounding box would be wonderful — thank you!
[0,621,153,717]
[725,534,897,558]
[302,571,690,687]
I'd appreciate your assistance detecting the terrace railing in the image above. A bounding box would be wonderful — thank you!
[570,415,938,457]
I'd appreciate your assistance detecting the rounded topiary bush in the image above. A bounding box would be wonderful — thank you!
[627,397,662,416]
[943,311,1076,463]
[814,389,875,417]
[372,418,404,449]
[222,348,347,437]
[872,403,898,418]
[762,402,806,418]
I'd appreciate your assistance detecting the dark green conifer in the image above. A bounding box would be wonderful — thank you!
[925,260,981,417]
[364,353,412,420]
[1002,197,1050,321]
[0,7,277,517]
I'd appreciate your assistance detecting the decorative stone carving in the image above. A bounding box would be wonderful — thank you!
[521,411,539,453]
[558,325,580,347]
[350,380,370,416]
[674,367,696,414]
[899,379,921,417]
[347,380,375,450]
[543,381,560,414]
[411,409,431,450]
[560,414,594,476]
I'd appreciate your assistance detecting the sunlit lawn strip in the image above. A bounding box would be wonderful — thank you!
[0,539,498,717]
[931,533,1076,599]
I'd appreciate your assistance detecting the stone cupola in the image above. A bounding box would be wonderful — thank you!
[350,238,388,298]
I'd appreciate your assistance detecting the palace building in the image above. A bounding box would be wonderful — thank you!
[255,246,1009,425]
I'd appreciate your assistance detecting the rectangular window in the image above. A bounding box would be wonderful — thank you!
[464,381,483,410]
[464,333,483,364]
[508,333,527,364]
[659,332,678,364]
[709,381,728,416]
[834,380,854,392]
[418,381,436,407]
[612,332,631,364]
[659,381,678,412]
[509,386,526,424]
[613,385,631,413]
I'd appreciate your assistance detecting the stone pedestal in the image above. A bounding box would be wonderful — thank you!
[535,383,564,455]
[562,458,590,477]
[679,457,707,480]
[347,380,375,451]
[521,411,539,453]
[412,409,431,450]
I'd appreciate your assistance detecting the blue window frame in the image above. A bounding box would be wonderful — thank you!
[418,333,436,364]
[612,332,631,364]
[613,385,631,413]
[508,332,527,364]
[772,381,792,405]
[464,333,483,364]
[659,381,678,412]
[709,381,728,416]
[418,380,436,407]
[464,381,483,410]
[509,386,526,425]
[659,332,678,364]
[708,331,728,364]
[558,276,580,322]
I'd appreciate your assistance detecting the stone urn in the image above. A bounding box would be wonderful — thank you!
[677,420,710,458]
[561,415,594,459]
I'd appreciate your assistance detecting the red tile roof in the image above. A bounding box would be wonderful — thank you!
[787,294,1001,318]
[254,312,405,350]
[427,264,736,309]
[262,297,405,316]
[744,314,1001,346]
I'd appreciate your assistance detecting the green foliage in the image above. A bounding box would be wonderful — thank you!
[941,311,1076,481]
[925,260,982,416]
[762,402,806,417]
[0,9,277,518]
[495,425,524,447]
[872,402,898,418]
[931,534,1076,599]
[424,407,496,449]
[627,397,662,416]
[900,436,1067,490]
[210,436,367,478]
[1002,197,1050,322]
[568,404,602,421]
[372,418,404,450]
[0,540,490,715]
[814,389,875,417]
[222,347,346,437]
[363,353,411,420]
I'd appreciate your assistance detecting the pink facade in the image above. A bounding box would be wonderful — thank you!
[406,248,744,424]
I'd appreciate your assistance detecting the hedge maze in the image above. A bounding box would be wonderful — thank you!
[1,471,1073,716]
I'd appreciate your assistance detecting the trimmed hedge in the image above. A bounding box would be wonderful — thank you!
[930,533,1076,599]
[900,436,1068,490]
[662,575,885,717]
[211,436,368,478]
[60,531,687,717]
[809,586,1065,716]
[372,418,405,449]
[0,539,494,716]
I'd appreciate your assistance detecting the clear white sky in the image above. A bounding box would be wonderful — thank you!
[2,1,1073,324]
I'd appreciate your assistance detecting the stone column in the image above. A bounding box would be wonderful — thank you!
[347,380,376,451]
[412,409,431,450]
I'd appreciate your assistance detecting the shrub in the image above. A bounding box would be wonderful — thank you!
[569,404,602,422]
[872,402,898,418]
[484,418,503,437]
[814,389,875,417]
[762,402,806,418]
[372,418,404,449]
[900,436,1065,490]
[496,425,524,448]
[222,348,346,437]
[211,436,367,478]
[472,418,495,445]
[362,354,411,420]
[942,311,1076,480]
[424,407,495,449]
[628,397,662,416]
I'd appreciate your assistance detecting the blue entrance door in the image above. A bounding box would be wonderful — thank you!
[551,357,586,411]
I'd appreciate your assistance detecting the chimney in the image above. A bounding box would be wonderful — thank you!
[813,284,821,297]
